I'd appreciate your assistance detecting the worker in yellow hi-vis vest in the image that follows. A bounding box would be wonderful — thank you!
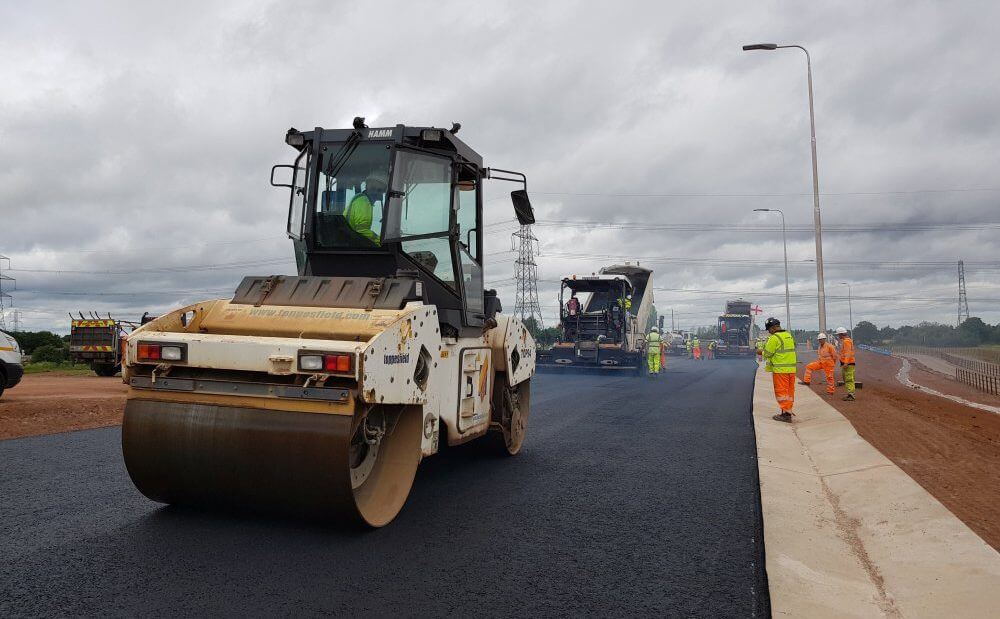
[761,317,798,423]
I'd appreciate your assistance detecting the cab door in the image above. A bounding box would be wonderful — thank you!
[455,169,484,328]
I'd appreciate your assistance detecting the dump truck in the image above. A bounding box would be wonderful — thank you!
[538,264,654,374]
[69,315,131,376]
[121,120,536,527]
[716,299,755,357]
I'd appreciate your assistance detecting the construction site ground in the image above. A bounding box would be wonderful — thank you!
[0,374,126,440]
[796,349,1000,549]
[0,358,769,616]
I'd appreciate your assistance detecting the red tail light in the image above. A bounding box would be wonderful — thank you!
[324,354,352,373]
[137,343,161,361]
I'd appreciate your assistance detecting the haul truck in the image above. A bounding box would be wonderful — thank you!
[69,315,132,376]
[538,264,654,374]
[716,299,755,358]
[121,120,537,527]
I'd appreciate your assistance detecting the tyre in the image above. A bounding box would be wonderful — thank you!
[93,364,119,377]
[483,373,531,455]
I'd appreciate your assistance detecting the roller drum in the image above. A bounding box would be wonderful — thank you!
[122,399,422,527]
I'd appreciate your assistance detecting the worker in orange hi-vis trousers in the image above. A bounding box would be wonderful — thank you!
[801,332,839,394]
[692,337,702,360]
[761,317,798,423]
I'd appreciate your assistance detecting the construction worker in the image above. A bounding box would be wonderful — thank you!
[344,170,388,244]
[686,338,692,358]
[836,327,857,401]
[647,327,662,375]
[761,317,797,423]
[566,292,580,317]
[707,339,717,360]
[659,335,667,373]
[755,338,765,356]
[802,333,838,395]
[692,337,701,360]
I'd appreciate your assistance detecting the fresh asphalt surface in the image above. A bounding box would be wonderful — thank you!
[1,357,766,617]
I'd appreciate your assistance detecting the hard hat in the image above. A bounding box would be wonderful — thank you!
[835,327,848,335]
[764,317,780,329]
[627,294,632,299]
[650,326,659,333]
[817,332,827,340]
[366,170,389,188]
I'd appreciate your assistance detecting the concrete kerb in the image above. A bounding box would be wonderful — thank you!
[752,363,1000,618]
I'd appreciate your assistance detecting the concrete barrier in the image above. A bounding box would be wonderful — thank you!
[752,364,1000,617]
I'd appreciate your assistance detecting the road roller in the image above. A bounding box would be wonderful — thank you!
[121,120,536,527]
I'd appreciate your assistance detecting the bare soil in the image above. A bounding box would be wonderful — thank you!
[0,375,127,440]
[798,350,1000,550]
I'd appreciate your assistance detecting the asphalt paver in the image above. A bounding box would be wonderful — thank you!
[0,357,766,617]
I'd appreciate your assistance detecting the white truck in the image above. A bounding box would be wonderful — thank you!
[0,330,24,399]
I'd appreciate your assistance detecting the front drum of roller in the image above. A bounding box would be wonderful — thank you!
[121,400,422,527]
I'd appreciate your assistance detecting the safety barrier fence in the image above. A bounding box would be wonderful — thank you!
[858,344,892,356]
[956,368,1000,396]
[891,346,1000,377]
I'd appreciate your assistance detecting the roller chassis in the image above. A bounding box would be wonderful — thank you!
[124,300,533,454]
[122,298,534,525]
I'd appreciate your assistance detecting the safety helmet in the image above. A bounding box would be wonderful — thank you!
[365,170,389,188]
[627,294,632,299]
[817,332,827,340]
[650,326,659,333]
[764,317,780,329]
[835,327,848,335]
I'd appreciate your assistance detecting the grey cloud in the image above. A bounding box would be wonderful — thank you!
[2,0,999,332]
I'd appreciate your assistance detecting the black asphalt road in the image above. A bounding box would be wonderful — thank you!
[0,357,766,617]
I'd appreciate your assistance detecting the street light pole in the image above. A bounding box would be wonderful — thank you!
[743,42,828,333]
[754,208,790,331]
[839,281,853,335]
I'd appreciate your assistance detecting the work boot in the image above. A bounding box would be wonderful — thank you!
[798,380,810,385]
[842,393,856,401]
[772,412,793,423]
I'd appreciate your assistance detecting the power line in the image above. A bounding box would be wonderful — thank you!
[531,219,1000,233]
[8,257,291,275]
[531,187,1000,198]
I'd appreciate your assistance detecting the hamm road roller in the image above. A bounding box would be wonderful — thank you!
[121,120,536,527]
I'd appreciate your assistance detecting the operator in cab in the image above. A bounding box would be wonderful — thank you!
[345,170,388,245]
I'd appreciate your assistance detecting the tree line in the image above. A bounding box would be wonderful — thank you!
[849,317,1000,347]
[6,331,72,363]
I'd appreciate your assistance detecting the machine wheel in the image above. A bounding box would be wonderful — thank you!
[93,363,119,377]
[485,373,531,455]
[122,400,423,527]
[347,406,423,526]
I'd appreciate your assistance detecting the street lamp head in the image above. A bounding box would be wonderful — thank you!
[753,208,770,212]
[743,43,778,51]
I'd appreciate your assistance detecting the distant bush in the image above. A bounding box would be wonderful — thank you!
[10,330,65,355]
[31,344,68,363]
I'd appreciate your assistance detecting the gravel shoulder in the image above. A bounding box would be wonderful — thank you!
[0,375,127,440]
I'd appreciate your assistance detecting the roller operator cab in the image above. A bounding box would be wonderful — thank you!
[0,330,24,399]
[121,121,536,527]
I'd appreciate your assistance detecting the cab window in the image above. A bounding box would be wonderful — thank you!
[384,150,456,290]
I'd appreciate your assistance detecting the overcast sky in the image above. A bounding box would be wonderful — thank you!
[2,0,999,334]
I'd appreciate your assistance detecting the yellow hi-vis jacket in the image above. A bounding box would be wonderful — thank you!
[646,331,661,354]
[762,330,797,373]
[345,193,380,244]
